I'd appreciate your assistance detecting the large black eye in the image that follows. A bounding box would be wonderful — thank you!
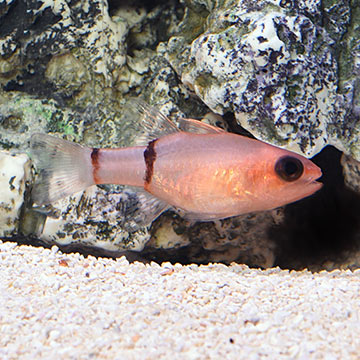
[275,156,304,182]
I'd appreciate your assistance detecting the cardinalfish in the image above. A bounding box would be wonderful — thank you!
[30,102,322,229]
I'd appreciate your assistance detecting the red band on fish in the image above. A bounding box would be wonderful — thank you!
[91,148,101,184]
[144,139,157,186]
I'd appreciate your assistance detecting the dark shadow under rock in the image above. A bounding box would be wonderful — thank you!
[272,146,360,271]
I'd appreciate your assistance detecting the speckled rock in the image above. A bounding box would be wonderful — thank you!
[0,0,279,266]
[0,91,79,150]
[1,0,359,269]
[165,0,359,159]
[341,154,360,193]
[0,151,31,237]
[0,0,172,254]
[0,0,128,97]
[30,187,151,253]
[142,208,282,267]
[0,0,151,148]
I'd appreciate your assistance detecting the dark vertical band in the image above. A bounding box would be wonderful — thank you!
[144,139,157,186]
[91,148,100,184]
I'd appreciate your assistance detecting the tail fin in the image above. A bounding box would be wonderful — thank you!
[30,133,95,205]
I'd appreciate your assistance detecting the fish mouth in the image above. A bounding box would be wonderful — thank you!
[289,179,322,204]
[303,168,323,196]
[304,162,323,195]
[307,180,323,193]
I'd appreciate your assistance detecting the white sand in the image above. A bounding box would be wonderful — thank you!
[0,240,359,359]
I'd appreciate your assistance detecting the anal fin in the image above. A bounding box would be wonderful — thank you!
[120,189,170,232]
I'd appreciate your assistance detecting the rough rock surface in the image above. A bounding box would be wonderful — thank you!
[166,0,360,158]
[0,0,360,269]
[0,151,31,237]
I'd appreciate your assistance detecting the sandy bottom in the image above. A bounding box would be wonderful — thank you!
[0,241,359,359]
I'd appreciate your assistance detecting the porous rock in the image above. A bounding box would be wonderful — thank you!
[1,0,359,269]
[165,0,359,159]
[0,151,31,237]
[33,187,151,253]
[0,0,128,94]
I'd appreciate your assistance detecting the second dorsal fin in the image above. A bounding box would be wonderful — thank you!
[178,118,225,134]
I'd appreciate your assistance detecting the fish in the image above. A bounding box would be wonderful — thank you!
[30,102,322,230]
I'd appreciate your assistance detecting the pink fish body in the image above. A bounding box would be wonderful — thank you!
[30,102,322,228]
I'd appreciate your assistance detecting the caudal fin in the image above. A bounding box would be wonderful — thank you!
[30,133,94,205]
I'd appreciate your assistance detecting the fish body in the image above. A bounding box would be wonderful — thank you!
[143,132,321,219]
[30,102,322,228]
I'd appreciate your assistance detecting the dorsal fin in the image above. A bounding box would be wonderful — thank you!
[132,100,180,146]
[178,118,226,134]
[132,100,225,144]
